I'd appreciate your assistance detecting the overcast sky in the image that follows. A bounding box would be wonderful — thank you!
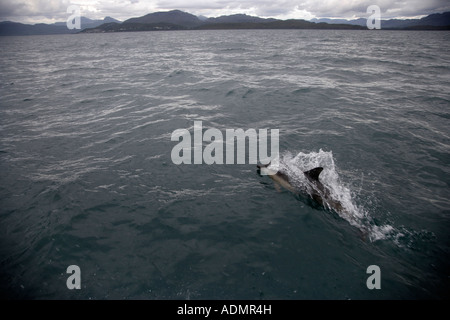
[1,0,449,24]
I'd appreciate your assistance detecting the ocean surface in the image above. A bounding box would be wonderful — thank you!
[0,30,449,299]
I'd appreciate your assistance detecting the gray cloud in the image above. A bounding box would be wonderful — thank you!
[0,0,71,22]
[1,0,449,24]
[295,0,450,19]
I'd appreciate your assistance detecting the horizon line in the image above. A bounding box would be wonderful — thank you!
[1,8,443,25]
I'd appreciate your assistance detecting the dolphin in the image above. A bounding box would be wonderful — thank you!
[257,163,371,240]
[257,162,344,214]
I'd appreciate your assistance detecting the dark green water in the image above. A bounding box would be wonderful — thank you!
[0,30,449,299]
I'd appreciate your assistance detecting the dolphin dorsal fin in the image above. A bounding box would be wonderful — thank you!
[257,161,271,169]
[304,167,323,181]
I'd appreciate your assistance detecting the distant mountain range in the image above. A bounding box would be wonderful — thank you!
[311,11,450,29]
[0,16,119,36]
[1,10,449,36]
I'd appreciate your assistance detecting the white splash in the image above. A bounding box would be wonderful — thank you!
[272,149,395,242]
